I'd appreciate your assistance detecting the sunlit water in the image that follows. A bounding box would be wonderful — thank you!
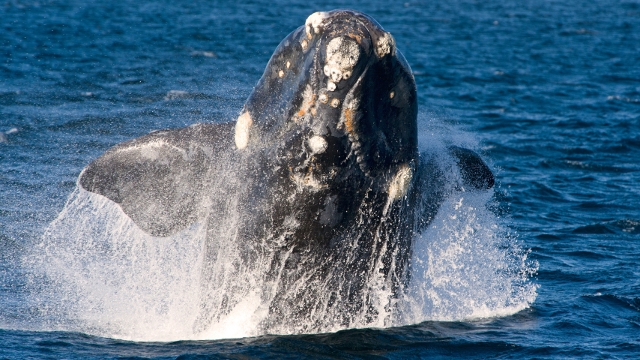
[1,0,639,358]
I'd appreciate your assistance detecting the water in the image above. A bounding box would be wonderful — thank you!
[1,0,639,358]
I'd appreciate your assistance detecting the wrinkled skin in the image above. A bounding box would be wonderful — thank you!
[79,10,494,333]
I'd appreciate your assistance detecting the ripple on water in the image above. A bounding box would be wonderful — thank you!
[572,219,640,235]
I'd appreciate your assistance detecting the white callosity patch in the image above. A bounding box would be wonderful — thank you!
[307,135,328,154]
[235,112,252,149]
[305,12,328,38]
[324,37,360,84]
[375,32,396,58]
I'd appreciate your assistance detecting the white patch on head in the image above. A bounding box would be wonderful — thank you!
[319,93,328,103]
[301,39,308,50]
[234,112,252,149]
[330,98,340,108]
[327,81,336,91]
[278,69,284,78]
[307,135,328,154]
[389,91,395,99]
[375,32,396,58]
[305,12,328,38]
[325,37,361,83]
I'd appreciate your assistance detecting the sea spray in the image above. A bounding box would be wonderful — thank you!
[23,118,537,341]
[403,191,538,323]
[402,116,538,323]
[27,188,206,341]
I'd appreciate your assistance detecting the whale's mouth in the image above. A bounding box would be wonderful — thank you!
[235,10,418,184]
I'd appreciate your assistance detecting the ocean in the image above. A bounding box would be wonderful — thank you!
[1,0,639,358]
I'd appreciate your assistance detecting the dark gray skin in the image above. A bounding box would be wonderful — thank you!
[79,10,494,333]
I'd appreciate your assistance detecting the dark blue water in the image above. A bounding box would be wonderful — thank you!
[1,0,639,358]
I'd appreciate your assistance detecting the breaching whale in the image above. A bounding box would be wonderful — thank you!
[79,10,494,333]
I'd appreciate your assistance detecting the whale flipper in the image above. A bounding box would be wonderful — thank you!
[448,146,495,190]
[79,122,235,237]
[414,147,494,231]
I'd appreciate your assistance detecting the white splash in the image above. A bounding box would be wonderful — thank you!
[400,116,538,324]
[26,188,207,341]
[23,116,537,342]
[402,191,537,323]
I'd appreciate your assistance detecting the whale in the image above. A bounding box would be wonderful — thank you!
[78,10,494,333]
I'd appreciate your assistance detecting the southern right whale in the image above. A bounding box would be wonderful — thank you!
[78,10,494,333]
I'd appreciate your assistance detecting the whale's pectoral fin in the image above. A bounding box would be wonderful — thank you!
[448,145,495,190]
[79,122,235,237]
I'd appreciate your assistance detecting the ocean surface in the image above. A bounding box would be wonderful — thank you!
[1,0,639,358]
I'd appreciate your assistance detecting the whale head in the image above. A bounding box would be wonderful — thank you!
[235,10,418,187]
